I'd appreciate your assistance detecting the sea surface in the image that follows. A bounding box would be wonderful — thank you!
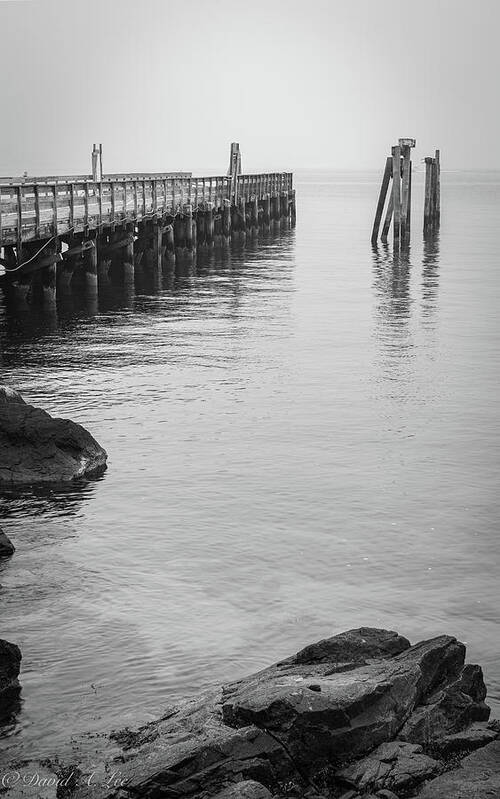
[0,169,499,761]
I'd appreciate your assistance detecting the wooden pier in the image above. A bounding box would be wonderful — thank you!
[0,144,295,305]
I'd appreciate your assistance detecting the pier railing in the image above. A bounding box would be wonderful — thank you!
[0,172,293,247]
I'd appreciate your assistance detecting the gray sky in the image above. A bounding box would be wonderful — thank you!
[0,0,498,175]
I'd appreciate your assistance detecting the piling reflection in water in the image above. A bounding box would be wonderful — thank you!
[371,243,415,391]
[421,231,440,323]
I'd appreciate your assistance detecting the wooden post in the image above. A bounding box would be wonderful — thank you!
[371,157,392,244]
[123,223,135,284]
[83,183,89,231]
[290,189,296,226]
[164,221,175,266]
[381,193,393,243]
[238,196,246,232]
[228,142,241,204]
[406,162,412,237]
[69,183,75,232]
[435,149,440,225]
[191,218,197,252]
[185,204,193,250]
[34,185,41,239]
[84,238,98,295]
[424,157,433,233]
[392,145,401,249]
[280,192,289,219]
[223,199,231,243]
[205,202,214,246]
[152,219,162,275]
[400,145,411,247]
[53,184,59,236]
[271,193,279,222]
[262,193,271,228]
[250,195,258,229]
[196,204,205,245]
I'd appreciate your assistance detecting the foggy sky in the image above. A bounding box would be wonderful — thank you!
[0,0,498,176]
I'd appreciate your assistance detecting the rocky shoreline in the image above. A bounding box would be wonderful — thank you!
[1,627,498,799]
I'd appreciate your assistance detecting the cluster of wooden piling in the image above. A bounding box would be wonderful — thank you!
[371,138,415,250]
[372,139,441,249]
[424,150,440,234]
[0,165,296,307]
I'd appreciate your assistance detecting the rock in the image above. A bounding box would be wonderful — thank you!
[398,664,490,746]
[285,627,411,667]
[434,722,498,756]
[1,628,494,799]
[0,385,25,404]
[414,740,500,798]
[0,638,21,693]
[0,526,15,557]
[337,741,441,793]
[213,781,273,798]
[376,791,400,799]
[0,638,22,722]
[221,632,474,777]
[0,385,107,483]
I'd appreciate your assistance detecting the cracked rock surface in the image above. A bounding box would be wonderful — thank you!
[0,384,107,483]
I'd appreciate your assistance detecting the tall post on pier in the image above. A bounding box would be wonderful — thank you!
[227,142,241,205]
[91,143,103,181]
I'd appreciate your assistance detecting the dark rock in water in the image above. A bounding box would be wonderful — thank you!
[0,639,22,722]
[0,639,21,693]
[0,384,107,483]
[3,627,496,799]
[336,741,441,794]
[414,740,500,798]
[0,526,15,557]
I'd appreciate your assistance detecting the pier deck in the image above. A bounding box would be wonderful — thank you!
[0,172,293,247]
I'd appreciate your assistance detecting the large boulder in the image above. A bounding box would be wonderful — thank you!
[0,638,22,721]
[221,631,478,777]
[0,385,107,483]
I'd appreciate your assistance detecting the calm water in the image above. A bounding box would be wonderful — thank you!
[1,169,499,761]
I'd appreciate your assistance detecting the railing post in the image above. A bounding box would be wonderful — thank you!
[16,185,23,253]
[34,184,41,239]
[54,184,59,236]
